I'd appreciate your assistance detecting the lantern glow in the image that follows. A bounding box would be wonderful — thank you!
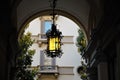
[49,37,60,51]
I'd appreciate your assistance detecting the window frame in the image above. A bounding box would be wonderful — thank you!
[41,19,52,39]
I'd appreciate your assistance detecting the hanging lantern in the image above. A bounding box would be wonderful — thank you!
[46,24,63,58]
[45,0,63,58]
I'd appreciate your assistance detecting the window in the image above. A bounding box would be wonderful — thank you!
[40,51,56,70]
[44,20,52,33]
[41,20,52,38]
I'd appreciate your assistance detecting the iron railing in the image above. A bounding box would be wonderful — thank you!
[40,65,58,73]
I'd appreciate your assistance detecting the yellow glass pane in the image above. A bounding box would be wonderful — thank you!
[49,38,55,50]
[55,37,60,50]
[49,37,60,51]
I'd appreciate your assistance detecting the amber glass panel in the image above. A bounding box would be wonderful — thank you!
[49,37,60,51]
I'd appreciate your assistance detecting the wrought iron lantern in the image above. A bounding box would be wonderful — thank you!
[45,0,63,58]
[46,24,63,57]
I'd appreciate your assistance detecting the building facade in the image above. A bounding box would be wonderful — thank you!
[25,15,83,80]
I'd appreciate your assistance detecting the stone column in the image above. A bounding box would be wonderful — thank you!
[8,28,20,80]
[98,62,108,80]
[116,40,120,80]
[88,73,97,80]
[0,23,10,80]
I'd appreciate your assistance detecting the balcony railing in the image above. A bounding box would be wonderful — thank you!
[39,65,58,73]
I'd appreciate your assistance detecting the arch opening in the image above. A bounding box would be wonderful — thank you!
[18,9,88,42]
[17,10,88,80]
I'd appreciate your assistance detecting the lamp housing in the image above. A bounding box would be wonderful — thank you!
[46,24,63,58]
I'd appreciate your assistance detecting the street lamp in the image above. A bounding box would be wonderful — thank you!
[45,0,63,58]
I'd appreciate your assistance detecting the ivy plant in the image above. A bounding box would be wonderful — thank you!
[76,29,88,80]
[76,29,86,53]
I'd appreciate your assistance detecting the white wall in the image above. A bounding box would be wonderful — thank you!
[30,43,40,66]
[56,16,79,36]
[56,16,82,80]
[25,18,41,35]
[58,75,74,80]
[25,15,82,80]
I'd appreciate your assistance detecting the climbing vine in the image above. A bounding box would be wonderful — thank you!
[77,61,88,80]
[76,29,88,80]
[76,29,86,53]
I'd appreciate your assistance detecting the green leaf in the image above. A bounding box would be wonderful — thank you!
[76,29,86,53]
[16,32,36,80]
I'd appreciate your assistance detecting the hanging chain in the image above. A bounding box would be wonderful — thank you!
[49,0,57,24]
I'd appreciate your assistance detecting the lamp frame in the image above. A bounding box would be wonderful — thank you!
[46,24,63,58]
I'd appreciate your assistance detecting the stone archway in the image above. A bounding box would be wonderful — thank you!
[14,0,89,40]
[10,0,90,80]
[18,13,87,79]
[18,9,88,42]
